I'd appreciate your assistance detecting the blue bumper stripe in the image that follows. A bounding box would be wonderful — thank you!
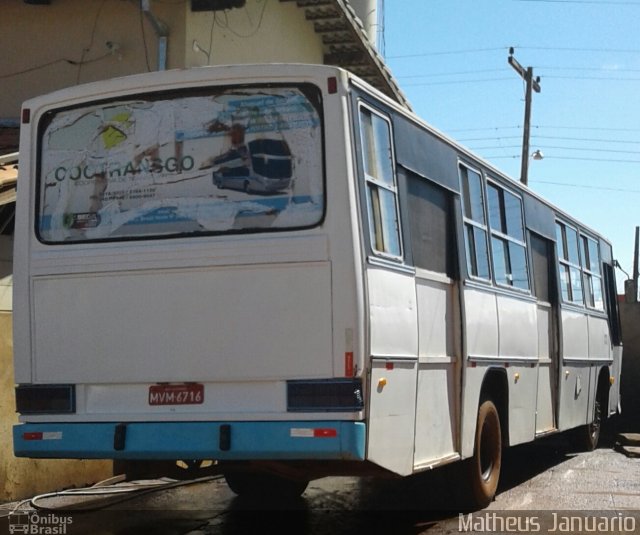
[14,421,366,461]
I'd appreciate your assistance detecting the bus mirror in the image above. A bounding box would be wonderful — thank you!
[624,279,637,304]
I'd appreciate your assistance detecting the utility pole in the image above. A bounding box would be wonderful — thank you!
[508,47,541,187]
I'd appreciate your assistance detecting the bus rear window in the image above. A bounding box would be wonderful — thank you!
[37,84,324,243]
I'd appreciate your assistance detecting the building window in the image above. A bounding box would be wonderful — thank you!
[486,182,529,290]
[360,106,402,258]
[460,164,490,280]
[581,235,604,310]
[556,221,583,304]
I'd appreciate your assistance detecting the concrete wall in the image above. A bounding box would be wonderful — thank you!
[619,300,640,432]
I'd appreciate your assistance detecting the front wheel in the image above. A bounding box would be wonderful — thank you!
[467,399,502,509]
[224,471,309,500]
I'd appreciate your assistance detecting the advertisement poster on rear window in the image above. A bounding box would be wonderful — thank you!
[38,85,324,242]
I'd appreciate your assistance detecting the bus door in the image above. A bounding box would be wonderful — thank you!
[404,170,460,468]
[530,232,559,434]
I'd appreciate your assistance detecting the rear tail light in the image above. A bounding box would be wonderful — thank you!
[287,379,363,412]
[15,385,76,415]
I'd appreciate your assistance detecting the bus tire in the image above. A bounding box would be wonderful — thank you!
[572,393,603,452]
[467,399,502,508]
[224,471,309,500]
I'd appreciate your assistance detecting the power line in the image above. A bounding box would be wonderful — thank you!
[387,44,640,60]
[539,65,640,73]
[530,180,640,194]
[471,145,640,154]
[396,69,506,79]
[402,77,513,86]
[399,66,640,80]
[521,45,640,54]
[486,154,640,163]
[400,74,640,87]
[515,0,640,4]
[447,124,640,134]
[459,135,640,144]
[386,47,507,59]
[545,75,640,82]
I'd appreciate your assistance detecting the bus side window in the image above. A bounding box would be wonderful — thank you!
[581,234,604,310]
[556,221,584,305]
[405,172,453,277]
[359,106,402,259]
[459,164,490,280]
[486,182,529,291]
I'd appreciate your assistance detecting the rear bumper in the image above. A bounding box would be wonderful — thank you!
[13,420,366,461]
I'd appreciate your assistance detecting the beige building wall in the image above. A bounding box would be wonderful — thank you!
[184,1,323,68]
[1,0,327,120]
[1,0,186,119]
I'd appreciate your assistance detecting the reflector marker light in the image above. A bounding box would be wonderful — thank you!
[23,431,63,441]
[328,76,338,94]
[290,428,338,438]
[345,352,354,377]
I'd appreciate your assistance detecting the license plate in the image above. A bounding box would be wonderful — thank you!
[148,383,204,406]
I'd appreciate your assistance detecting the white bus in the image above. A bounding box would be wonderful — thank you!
[12,64,622,508]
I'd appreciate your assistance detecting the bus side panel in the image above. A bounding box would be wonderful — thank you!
[413,276,459,469]
[365,267,418,476]
[535,303,556,434]
[366,267,417,358]
[459,287,499,459]
[367,357,417,476]
[558,310,590,430]
[588,315,611,361]
[463,287,499,358]
[497,294,538,446]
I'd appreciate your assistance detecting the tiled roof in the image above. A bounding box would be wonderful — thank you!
[280,0,411,110]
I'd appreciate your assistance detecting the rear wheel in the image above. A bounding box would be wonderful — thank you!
[467,399,502,508]
[573,394,603,452]
[224,471,308,500]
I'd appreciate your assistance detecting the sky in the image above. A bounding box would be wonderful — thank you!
[381,0,640,291]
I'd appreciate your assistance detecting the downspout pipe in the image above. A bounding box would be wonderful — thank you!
[140,0,169,71]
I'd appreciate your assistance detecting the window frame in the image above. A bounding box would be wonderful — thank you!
[556,220,585,306]
[486,179,530,293]
[358,102,403,262]
[459,162,491,282]
[580,233,604,311]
